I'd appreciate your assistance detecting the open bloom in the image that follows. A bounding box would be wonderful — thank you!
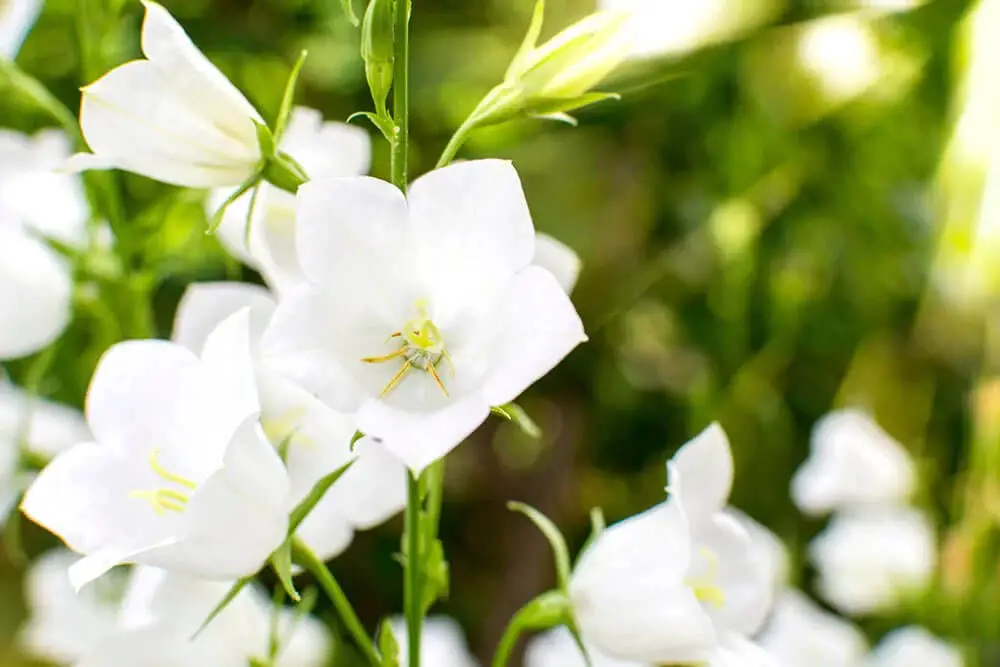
[0,0,42,57]
[525,627,646,667]
[173,281,406,561]
[757,589,869,667]
[263,159,587,472]
[66,1,263,188]
[210,107,372,294]
[389,616,478,667]
[867,626,963,667]
[21,310,291,589]
[809,508,936,615]
[567,424,772,663]
[792,409,916,516]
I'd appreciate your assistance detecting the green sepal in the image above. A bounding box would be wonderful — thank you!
[206,167,264,233]
[506,0,546,82]
[274,50,309,142]
[491,403,542,439]
[420,538,450,614]
[350,429,365,452]
[532,112,578,126]
[289,457,357,533]
[255,119,276,158]
[523,91,621,116]
[270,540,300,602]
[339,0,360,27]
[377,619,400,667]
[347,111,397,142]
[579,506,605,555]
[507,501,571,590]
[243,182,263,249]
[263,151,309,194]
[191,576,253,639]
[515,590,572,629]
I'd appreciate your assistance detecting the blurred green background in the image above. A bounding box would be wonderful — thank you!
[4,0,1000,664]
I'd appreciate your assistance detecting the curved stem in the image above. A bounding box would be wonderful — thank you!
[404,472,422,667]
[435,115,477,169]
[491,611,526,667]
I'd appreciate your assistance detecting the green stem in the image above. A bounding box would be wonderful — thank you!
[390,0,410,192]
[435,115,477,169]
[292,540,382,667]
[404,472,422,667]
[491,613,525,667]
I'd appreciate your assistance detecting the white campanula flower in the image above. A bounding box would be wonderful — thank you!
[533,232,582,294]
[388,616,478,667]
[809,508,936,616]
[867,626,963,667]
[792,408,916,516]
[172,281,406,561]
[525,626,647,667]
[757,589,869,667]
[567,425,772,664]
[21,309,291,589]
[726,508,790,597]
[209,107,372,295]
[0,129,90,359]
[262,159,587,473]
[65,1,264,188]
[0,0,42,58]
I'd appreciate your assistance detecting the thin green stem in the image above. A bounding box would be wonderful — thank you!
[390,0,410,191]
[291,540,382,667]
[404,472,422,667]
[491,612,525,667]
[435,115,477,169]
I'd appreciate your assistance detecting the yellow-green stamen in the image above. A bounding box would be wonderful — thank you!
[130,448,196,515]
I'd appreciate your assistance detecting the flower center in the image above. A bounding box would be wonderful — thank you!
[686,547,726,609]
[361,300,454,398]
[129,449,196,515]
[262,407,310,459]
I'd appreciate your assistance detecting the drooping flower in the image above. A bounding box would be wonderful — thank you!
[21,309,291,588]
[525,626,647,667]
[388,616,478,667]
[0,0,42,58]
[757,589,869,667]
[172,281,406,561]
[809,508,936,615]
[209,107,372,294]
[262,159,587,473]
[567,424,772,663]
[726,508,790,597]
[65,1,265,188]
[792,408,916,516]
[867,626,964,667]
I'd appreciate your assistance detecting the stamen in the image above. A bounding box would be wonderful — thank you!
[148,448,196,489]
[130,448,196,515]
[362,301,454,398]
[362,348,408,364]
[428,363,449,397]
[685,547,726,609]
[380,360,413,398]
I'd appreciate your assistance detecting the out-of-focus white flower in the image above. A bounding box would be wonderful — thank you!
[172,282,406,561]
[757,589,869,667]
[66,1,263,188]
[389,616,478,667]
[19,549,123,664]
[533,232,582,294]
[809,508,936,615]
[209,107,371,294]
[262,160,587,473]
[21,310,291,589]
[867,626,963,667]
[796,15,882,102]
[707,634,782,667]
[524,626,647,667]
[727,508,790,595]
[792,409,916,516]
[568,424,772,663]
[0,0,42,58]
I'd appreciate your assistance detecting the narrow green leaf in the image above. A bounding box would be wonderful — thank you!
[289,458,357,533]
[506,0,546,82]
[270,540,301,602]
[191,576,253,639]
[339,0,360,26]
[0,58,83,145]
[507,501,571,590]
[491,403,542,439]
[206,168,263,234]
[350,429,365,452]
[377,620,400,667]
[347,111,397,142]
[274,50,309,142]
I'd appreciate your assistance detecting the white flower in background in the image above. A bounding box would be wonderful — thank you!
[19,549,123,664]
[262,160,587,473]
[0,0,42,58]
[21,310,291,589]
[727,508,790,596]
[867,626,963,667]
[533,232,582,294]
[209,107,372,294]
[389,616,478,667]
[173,281,406,561]
[757,590,869,667]
[0,129,90,359]
[809,508,936,615]
[65,1,264,188]
[567,424,772,663]
[707,634,782,667]
[525,627,646,667]
[796,15,882,103]
[792,408,916,516]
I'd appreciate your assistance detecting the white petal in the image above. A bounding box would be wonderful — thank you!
[281,106,372,179]
[757,589,869,667]
[479,266,587,406]
[0,227,71,359]
[199,308,264,428]
[867,626,963,667]
[390,616,478,667]
[0,0,41,58]
[0,383,91,460]
[533,232,582,294]
[706,634,781,667]
[172,281,276,354]
[61,152,123,174]
[524,627,649,667]
[408,159,536,309]
[330,437,407,529]
[274,606,333,667]
[668,423,734,520]
[724,508,789,595]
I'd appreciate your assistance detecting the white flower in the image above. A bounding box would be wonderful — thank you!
[262,159,587,473]
[757,590,869,667]
[21,309,291,589]
[172,281,406,561]
[809,508,936,616]
[533,232,582,294]
[389,616,478,667]
[706,634,782,667]
[66,0,264,188]
[867,626,963,667]
[524,627,647,667]
[727,508,790,596]
[210,107,372,294]
[792,409,916,516]
[567,424,772,664]
[19,549,123,664]
[0,0,42,58]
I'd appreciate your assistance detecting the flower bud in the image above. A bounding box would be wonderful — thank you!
[361,0,395,118]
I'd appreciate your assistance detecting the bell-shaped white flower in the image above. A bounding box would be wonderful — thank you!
[209,107,372,294]
[21,309,291,589]
[706,634,782,667]
[19,549,123,664]
[533,232,582,294]
[0,0,41,57]
[809,508,936,616]
[262,159,587,473]
[525,627,647,667]
[66,1,264,188]
[757,589,869,667]
[568,424,772,664]
[867,626,963,667]
[727,508,790,596]
[389,616,478,667]
[792,409,916,516]
[172,281,406,561]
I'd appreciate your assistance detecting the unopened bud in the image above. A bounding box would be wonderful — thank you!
[362,0,395,117]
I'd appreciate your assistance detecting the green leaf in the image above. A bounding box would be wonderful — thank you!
[491,403,542,439]
[347,111,397,142]
[191,576,253,639]
[420,538,450,614]
[289,458,357,533]
[507,501,571,590]
[0,58,83,145]
[339,0,360,27]
[274,50,309,142]
[506,0,546,82]
[206,168,264,233]
[377,620,400,667]
[270,540,300,602]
